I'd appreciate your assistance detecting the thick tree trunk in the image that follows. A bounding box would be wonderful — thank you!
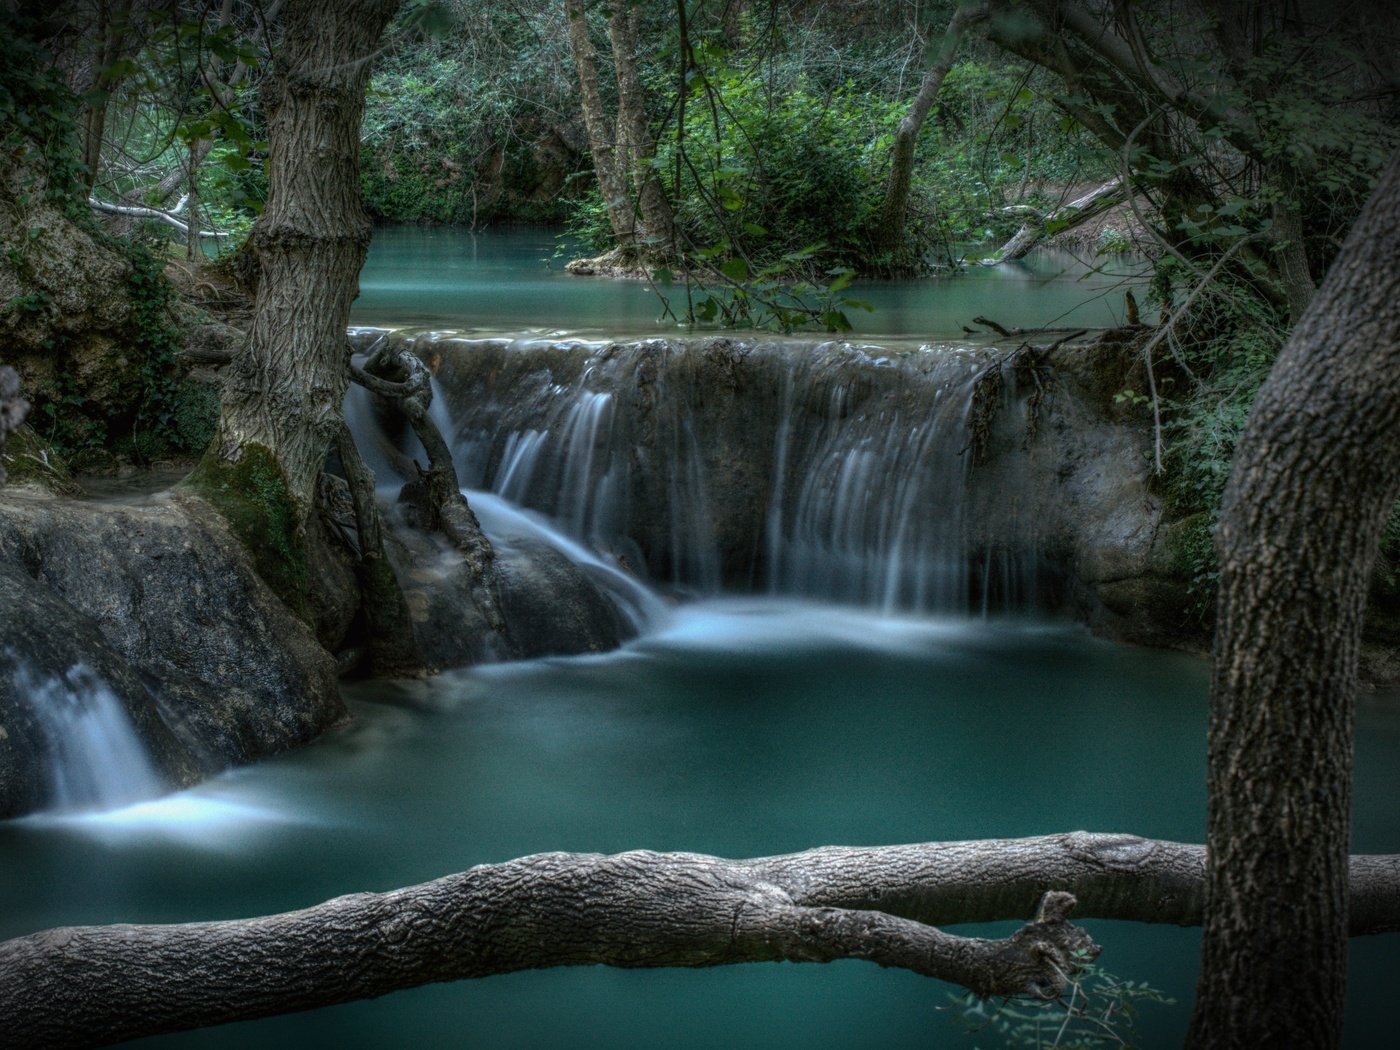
[870,4,979,267]
[1186,149,1400,1047]
[212,0,400,515]
[4,833,1398,1047]
[78,0,132,196]
[565,0,641,248]
[608,0,672,254]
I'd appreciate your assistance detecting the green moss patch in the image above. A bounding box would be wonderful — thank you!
[187,444,312,622]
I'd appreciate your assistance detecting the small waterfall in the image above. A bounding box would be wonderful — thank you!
[341,336,670,636]
[13,662,165,812]
[467,491,668,633]
[352,331,1047,618]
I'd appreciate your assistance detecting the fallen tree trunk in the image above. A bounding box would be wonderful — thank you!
[980,177,1130,265]
[3,833,1398,1048]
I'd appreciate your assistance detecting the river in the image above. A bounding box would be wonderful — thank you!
[2,227,1395,1048]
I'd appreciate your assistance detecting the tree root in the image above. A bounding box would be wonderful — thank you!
[354,340,508,638]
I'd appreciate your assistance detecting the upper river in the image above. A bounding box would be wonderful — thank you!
[351,225,1148,338]
[2,227,1395,1048]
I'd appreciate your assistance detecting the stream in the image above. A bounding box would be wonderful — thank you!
[2,228,1396,1047]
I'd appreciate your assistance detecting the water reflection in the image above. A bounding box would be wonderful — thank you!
[353,224,1149,338]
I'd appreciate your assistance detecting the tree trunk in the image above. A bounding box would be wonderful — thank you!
[78,0,133,195]
[4,832,1399,1047]
[565,0,641,248]
[870,3,979,268]
[608,0,672,254]
[211,0,401,515]
[1186,148,1400,1047]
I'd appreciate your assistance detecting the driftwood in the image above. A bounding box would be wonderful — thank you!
[355,340,508,637]
[2,833,1397,1048]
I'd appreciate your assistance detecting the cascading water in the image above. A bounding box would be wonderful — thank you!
[350,330,1046,617]
[11,661,165,813]
[343,338,670,635]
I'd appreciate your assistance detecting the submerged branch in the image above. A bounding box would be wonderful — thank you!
[2,833,1397,1047]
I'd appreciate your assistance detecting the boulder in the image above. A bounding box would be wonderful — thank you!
[0,484,342,817]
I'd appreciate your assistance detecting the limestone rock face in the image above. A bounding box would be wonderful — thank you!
[358,328,1217,655]
[0,485,342,818]
[0,149,136,420]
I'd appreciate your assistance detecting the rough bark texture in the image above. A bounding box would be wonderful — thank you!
[214,0,400,512]
[4,833,1398,1047]
[1186,149,1400,1047]
[607,0,672,251]
[870,4,978,266]
[565,0,641,248]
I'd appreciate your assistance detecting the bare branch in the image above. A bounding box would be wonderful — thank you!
[88,196,229,238]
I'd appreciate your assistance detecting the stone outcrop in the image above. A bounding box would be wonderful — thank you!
[0,149,136,429]
[0,485,342,818]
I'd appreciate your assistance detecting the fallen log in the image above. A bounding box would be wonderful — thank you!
[981,177,1131,265]
[3,832,1397,1048]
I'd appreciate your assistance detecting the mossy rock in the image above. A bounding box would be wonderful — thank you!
[1153,511,1215,580]
[0,424,79,494]
[186,445,312,622]
[170,370,222,454]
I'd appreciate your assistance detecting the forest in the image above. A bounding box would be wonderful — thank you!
[1,1,1398,1048]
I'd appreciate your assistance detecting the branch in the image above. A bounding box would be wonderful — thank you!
[3,834,1397,1047]
[88,197,230,238]
[355,343,508,637]
[980,177,1130,265]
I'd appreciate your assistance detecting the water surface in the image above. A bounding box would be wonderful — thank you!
[353,225,1147,338]
[3,602,1396,1048]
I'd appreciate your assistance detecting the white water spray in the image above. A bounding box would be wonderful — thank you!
[13,661,165,812]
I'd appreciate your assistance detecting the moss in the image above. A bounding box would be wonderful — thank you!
[187,445,312,622]
[1156,512,1215,578]
[1152,511,1218,623]
[0,424,79,493]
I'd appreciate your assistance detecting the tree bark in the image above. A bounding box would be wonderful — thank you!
[4,833,1399,1047]
[77,0,133,196]
[565,0,641,248]
[1186,148,1400,1048]
[607,0,672,253]
[870,3,980,267]
[210,0,400,515]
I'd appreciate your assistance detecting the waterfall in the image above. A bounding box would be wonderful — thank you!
[350,331,1046,617]
[13,661,165,812]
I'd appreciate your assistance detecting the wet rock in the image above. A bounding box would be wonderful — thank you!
[0,565,203,818]
[0,485,342,817]
[492,535,629,658]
